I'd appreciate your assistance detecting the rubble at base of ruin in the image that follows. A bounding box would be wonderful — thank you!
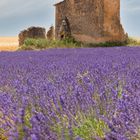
[18,27,46,46]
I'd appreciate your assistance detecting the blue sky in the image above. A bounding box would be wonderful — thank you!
[0,0,139,37]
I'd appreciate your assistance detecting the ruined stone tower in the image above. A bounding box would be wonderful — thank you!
[54,0,127,43]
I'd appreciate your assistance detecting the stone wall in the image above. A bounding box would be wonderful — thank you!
[55,0,127,43]
[47,26,55,40]
[18,27,46,46]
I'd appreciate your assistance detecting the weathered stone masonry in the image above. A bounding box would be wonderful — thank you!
[18,27,46,46]
[55,0,127,43]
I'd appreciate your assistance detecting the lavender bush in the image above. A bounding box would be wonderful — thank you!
[0,47,140,140]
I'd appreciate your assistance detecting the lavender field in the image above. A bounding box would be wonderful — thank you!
[0,47,140,140]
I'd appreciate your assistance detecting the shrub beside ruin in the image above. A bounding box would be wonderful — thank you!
[18,27,46,46]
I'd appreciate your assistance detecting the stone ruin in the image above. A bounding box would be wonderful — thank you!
[54,0,127,43]
[46,26,55,40]
[18,26,46,46]
[18,0,127,46]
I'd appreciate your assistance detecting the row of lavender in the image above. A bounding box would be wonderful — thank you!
[0,47,140,140]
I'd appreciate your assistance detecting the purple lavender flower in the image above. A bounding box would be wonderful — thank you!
[0,47,140,139]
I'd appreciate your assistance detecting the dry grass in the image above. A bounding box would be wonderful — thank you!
[0,37,19,51]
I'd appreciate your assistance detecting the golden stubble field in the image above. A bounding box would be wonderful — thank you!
[0,37,19,51]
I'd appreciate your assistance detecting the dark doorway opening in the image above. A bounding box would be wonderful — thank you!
[61,34,64,40]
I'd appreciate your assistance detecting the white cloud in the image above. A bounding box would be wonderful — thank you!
[0,0,53,19]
